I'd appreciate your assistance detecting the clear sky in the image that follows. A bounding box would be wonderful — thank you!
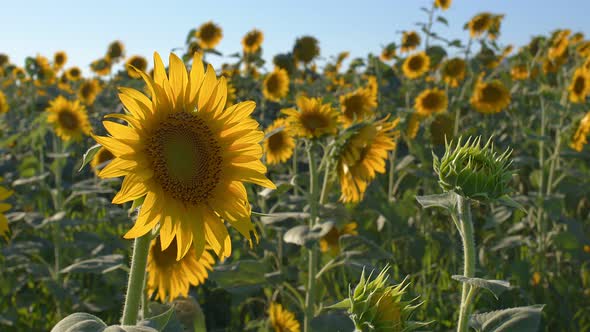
[2,0,590,73]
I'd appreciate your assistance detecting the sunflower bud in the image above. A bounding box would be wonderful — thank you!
[433,136,513,202]
[330,266,427,331]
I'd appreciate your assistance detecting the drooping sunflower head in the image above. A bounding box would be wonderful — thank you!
[380,43,397,61]
[273,53,296,76]
[339,88,377,126]
[470,75,511,114]
[126,55,148,79]
[400,31,421,53]
[487,14,504,40]
[430,113,454,145]
[66,67,82,81]
[91,57,112,76]
[0,180,13,240]
[268,303,300,332]
[0,91,9,114]
[93,52,275,261]
[283,96,338,139]
[319,222,358,256]
[568,68,590,103]
[511,64,529,81]
[53,51,68,70]
[402,52,430,79]
[242,29,264,54]
[107,40,125,60]
[147,236,215,301]
[78,79,102,105]
[264,118,295,165]
[414,88,448,117]
[434,0,451,10]
[570,112,590,152]
[434,136,513,201]
[262,68,290,102]
[90,147,115,174]
[196,21,223,49]
[548,29,571,60]
[571,32,585,44]
[335,118,399,203]
[293,36,320,64]
[467,12,492,38]
[576,41,590,58]
[440,57,466,87]
[46,96,92,142]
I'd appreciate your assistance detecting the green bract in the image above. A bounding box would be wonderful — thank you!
[433,136,513,202]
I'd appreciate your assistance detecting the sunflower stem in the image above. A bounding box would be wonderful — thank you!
[456,195,475,332]
[304,141,320,332]
[121,233,151,325]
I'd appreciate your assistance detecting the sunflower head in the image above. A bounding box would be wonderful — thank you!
[434,0,451,10]
[440,57,466,87]
[568,68,590,103]
[576,41,590,58]
[107,40,125,60]
[242,29,264,54]
[126,55,148,79]
[268,303,300,332]
[319,222,358,256]
[78,79,102,105]
[570,112,590,152]
[12,67,27,81]
[548,29,571,60]
[470,75,511,114]
[402,52,430,79]
[283,96,338,139]
[53,51,68,70]
[380,43,397,61]
[293,36,320,64]
[196,21,223,49]
[147,236,214,301]
[487,14,504,40]
[0,91,9,114]
[331,266,426,331]
[91,57,112,76]
[90,147,114,174]
[434,136,513,201]
[401,31,421,53]
[264,118,295,165]
[263,68,290,102]
[430,113,454,145]
[340,88,377,126]
[66,67,82,81]
[511,64,529,81]
[0,180,13,240]
[46,96,92,142]
[414,88,448,117]
[467,13,492,38]
[93,52,274,261]
[0,54,8,67]
[273,53,297,75]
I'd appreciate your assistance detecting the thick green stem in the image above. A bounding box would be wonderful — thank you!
[121,233,151,325]
[456,196,475,332]
[304,142,320,332]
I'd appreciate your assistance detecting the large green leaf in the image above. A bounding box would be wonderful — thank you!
[469,305,544,332]
[452,276,511,299]
[415,192,459,211]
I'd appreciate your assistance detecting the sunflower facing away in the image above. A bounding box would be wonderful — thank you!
[262,68,290,102]
[91,57,112,76]
[337,117,399,203]
[440,57,466,87]
[380,43,396,61]
[339,87,377,126]
[93,52,275,261]
[196,21,223,49]
[320,222,358,256]
[468,13,493,38]
[242,29,264,54]
[568,68,590,103]
[293,36,320,64]
[46,96,92,141]
[434,0,451,10]
[283,96,339,139]
[107,40,125,61]
[79,79,102,105]
[268,303,300,332]
[402,52,430,79]
[0,180,13,240]
[264,118,295,165]
[0,91,8,114]
[53,51,68,70]
[147,236,214,301]
[414,88,448,116]
[571,112,590,152]
[400,31,421,53]
[90,147,115,174]
[126,55,148,79]
[470,75,511,114]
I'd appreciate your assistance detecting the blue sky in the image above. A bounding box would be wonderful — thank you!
[2,0,590,73]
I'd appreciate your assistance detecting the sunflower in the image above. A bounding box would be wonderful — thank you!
[78,79,102,105]
[487,14,504,40]
[400,31,421,53]
[126,55,148,79]
[93,52,275,261]
[430,113,454,145]
[91,57,112,76]
[0,180,12,240]
[242,29,264,54]
[107,40,125,60]
[570,112,590,152]
[147,236,214,301]
[0,54,8,67]
[339,88,377,126]
[467,13,492,38]
[511,64,529,80]
[57,74,72,93]
[380,43,397,61]
[406,113,423,140]
[12,67,27,81]
[66,67,82,81]
[568,68,590,103]
[470,76,511,114]
[293,36,320,64]
[268,303,300,332]
[548,30,570,60]
[90,147,114,174]
[53,51,67,70]
[264,118,295,165]
[577,41,590,58]
[319,222,358,256]
[434,0,451,10]
[46,96,92,141]
[440,57,466,87]
[283,96,338,139]
[414,88,448,116]
[402,52,430,79]
[196,21,223,49]
[262,68,290,102]
[0,91,8,114]
[337,118,399,203]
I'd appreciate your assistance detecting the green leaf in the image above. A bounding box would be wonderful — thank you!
[79,144,102,172]
[325,299,351,310]
[283,221,334,247]
[103,326,159,332]
[469,305,544,332]
[452,276,511,299]
[140,304,174,331]
[60,255,124,274]
[51,313,107,332]
[415,192,459,211]
[497,196,526,212]
[260,212,309,225]
[437,16,449,26]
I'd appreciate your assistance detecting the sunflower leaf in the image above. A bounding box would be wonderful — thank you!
[78,144,102,172]
[452,276,511,299]
[469,305,544,332]
[415,191,459,211]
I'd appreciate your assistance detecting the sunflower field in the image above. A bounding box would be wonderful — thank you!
[1,1,590,331]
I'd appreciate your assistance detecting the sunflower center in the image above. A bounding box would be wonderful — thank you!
[344,95,365,119]
[146,112,222,205]
[481,85,502,104]
[268,132,286,152]
[266,74,282,93]
[57,110,80,130]
[422,92,442,110]
[200,25,219,42]
[81,83,94,98]
[151,237,179,269]
[408,56,424,71]
[301,112,329,131]
[573,76,586,94]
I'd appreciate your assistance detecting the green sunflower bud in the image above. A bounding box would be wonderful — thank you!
[330,266,428,332]
[433,136,513,202]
